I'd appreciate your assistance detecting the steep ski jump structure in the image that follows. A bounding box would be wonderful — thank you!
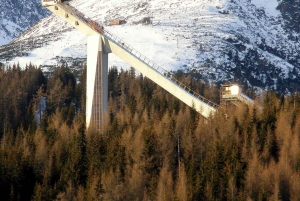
[41,0,219,131]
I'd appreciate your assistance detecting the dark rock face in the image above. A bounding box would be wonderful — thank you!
[277,0,300,33]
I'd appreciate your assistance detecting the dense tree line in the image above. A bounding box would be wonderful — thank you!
[0,64,46,137]
[0,65,300,200]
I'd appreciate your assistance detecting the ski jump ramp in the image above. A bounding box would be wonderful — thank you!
[42,1,218,131]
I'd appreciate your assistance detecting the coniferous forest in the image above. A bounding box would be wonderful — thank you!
[1,64,300,201]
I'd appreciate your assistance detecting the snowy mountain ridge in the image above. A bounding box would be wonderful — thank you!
[1,0,300,93]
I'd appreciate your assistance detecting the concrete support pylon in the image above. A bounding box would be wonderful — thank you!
[86,34,108,132]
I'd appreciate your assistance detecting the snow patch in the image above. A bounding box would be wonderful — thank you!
[251,0,280,17]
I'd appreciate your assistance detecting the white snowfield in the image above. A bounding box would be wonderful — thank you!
[2,0,298,84]
[0,19,22,46]
[251,0,280,17]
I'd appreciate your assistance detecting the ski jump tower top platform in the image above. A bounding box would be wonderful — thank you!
[41,0,218,131]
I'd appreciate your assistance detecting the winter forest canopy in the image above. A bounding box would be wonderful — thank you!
[0,64,300,200]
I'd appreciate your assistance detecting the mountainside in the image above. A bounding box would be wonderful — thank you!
[1,0,300,93]
[0,0,49,45]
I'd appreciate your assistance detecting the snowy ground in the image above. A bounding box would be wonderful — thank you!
[2,0,298,85]
[251,0,280,17]
[0,19,22,46]
[4,0,239,71]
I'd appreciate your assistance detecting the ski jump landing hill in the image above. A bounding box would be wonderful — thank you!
[41,0,219,131]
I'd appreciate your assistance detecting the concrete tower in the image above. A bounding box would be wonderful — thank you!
[42,1,108,131]
[86,35,108,131]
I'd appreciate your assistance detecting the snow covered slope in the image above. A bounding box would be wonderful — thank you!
[2,0,300,93]
[0,0,49,45]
